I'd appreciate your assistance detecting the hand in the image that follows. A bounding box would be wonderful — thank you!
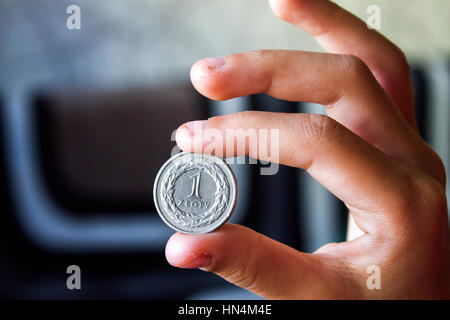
[165,0,449,299]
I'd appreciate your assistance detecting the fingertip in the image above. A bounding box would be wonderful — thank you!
[165,233,185,267]
[190,58,232,101]
[269,0,304,21]
[175,124,193,152]
[268,0,331,36]
[165,233,213,269]
[268,0,290,20]
[165,224,256,268]
[189,59,208,87]
[165,225,232,269]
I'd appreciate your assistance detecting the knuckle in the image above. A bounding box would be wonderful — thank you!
[222,233,263,292]
[434,155,447,186]
[299,113,342,146]
[423,147,447,187]
[233,110,256,127]
[407,139,446,187]
[234,257,262,292]
[414,176,448,219]
[248,49,270,60]
[398,173,448,236]
[226,52,243,64]
[338,54,371,80]
[404,174,448,250]
[392,47,411,74]
[230,50,271,64]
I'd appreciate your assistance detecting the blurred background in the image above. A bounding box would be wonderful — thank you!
[0,0,449,299]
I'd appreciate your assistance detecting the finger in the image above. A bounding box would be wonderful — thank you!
[176,111,420,232]
[191,51,426,171]
[166,224,346,299]
[268,0,416,128]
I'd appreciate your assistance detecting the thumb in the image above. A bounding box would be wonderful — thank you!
[165,224,338,299]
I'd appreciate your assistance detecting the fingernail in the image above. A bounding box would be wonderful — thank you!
[204,56,225,69]
[185,120,208,136]
[184,252,212,269]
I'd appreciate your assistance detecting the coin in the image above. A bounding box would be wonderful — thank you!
[153,152,237,234]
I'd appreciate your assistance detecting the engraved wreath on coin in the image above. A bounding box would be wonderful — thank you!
[160,155,230,229]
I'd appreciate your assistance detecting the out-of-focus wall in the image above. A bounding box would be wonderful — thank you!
[334,0,450,58]
[1,0,448,89]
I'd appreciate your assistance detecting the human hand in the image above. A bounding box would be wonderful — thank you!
[166,0,449,299]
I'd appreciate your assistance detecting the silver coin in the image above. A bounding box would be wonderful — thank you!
[153,152,237,234]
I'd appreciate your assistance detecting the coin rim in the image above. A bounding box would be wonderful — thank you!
[153,152,237,234]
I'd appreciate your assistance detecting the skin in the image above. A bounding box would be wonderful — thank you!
[165,0,450,299]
